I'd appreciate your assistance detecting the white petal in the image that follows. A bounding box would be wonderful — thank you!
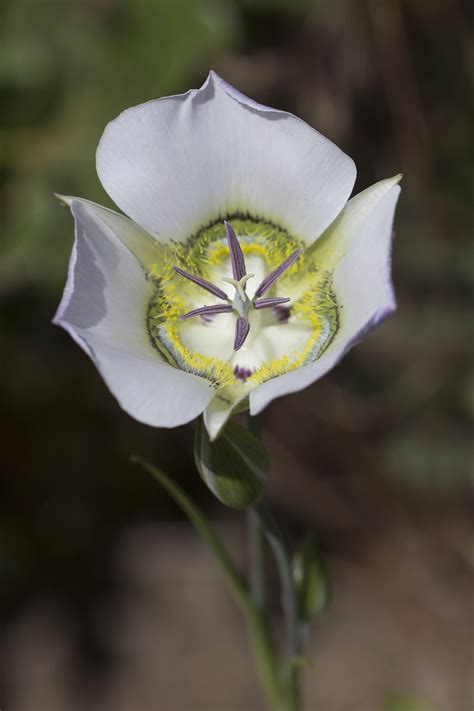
[54,199,214,427]
[56,195,162,267]
[96,71,356,246]
[178,314,235,362]
[230,312,313,373]
[81,340,214,429]
[305,174,403,269]
[249,179,401,414]
[204,396,238,441]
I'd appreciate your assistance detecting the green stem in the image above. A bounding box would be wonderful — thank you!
[254,502,302,710]
[246,414,302,710]
[248,507,266,609]
[132,456,283,708]
[254,503,299,656]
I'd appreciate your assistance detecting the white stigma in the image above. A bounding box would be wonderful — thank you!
[222,273,254,317]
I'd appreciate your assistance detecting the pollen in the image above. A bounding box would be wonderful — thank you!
[158,322,236,389]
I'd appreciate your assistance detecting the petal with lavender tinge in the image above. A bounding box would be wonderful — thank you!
[96,71,356,246]
[55,195,162,268]
[249,181,401,414]
[54,200,214,427]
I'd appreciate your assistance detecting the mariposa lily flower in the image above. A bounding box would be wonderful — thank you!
[54,71,401,440]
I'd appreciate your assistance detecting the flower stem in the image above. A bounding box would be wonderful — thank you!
[253,502,299,657]
[248,507,266,610]
[253,501,302,710]
[246,415,302,710]
[132,455,283,708]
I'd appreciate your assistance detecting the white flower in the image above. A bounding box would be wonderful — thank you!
[54,71,401,440]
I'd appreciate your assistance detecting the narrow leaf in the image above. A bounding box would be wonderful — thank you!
[131,455,282,705]
[131,456,248,598]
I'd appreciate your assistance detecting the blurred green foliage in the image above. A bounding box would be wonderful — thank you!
[0,0,236,284]
[383,691,435,711]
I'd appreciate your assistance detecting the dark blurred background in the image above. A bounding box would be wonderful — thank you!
[0,1,472,710]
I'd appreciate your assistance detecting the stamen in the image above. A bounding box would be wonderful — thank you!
[174,227,301,352]
[275,305,291,323]
[254,249,302,298]
[180,304,233,320]
[253,296,291,310]
[174,266,229,301]
[234,365,254,381]
[225,221,246,281]
[234,316,250,351]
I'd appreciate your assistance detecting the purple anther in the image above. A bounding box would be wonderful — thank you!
[254,249,302,298]
[180,304,233,321]
[253,296,291,310]
[275,305,291,323]
[234,316,250,351]
[225,221,246,281]
[234,365,253,381]
[174,266,229,301]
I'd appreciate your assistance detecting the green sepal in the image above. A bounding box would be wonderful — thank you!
[194,416,268,509]
[292,535,330,623]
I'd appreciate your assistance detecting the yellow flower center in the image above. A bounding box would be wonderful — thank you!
[146,218,338,396]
